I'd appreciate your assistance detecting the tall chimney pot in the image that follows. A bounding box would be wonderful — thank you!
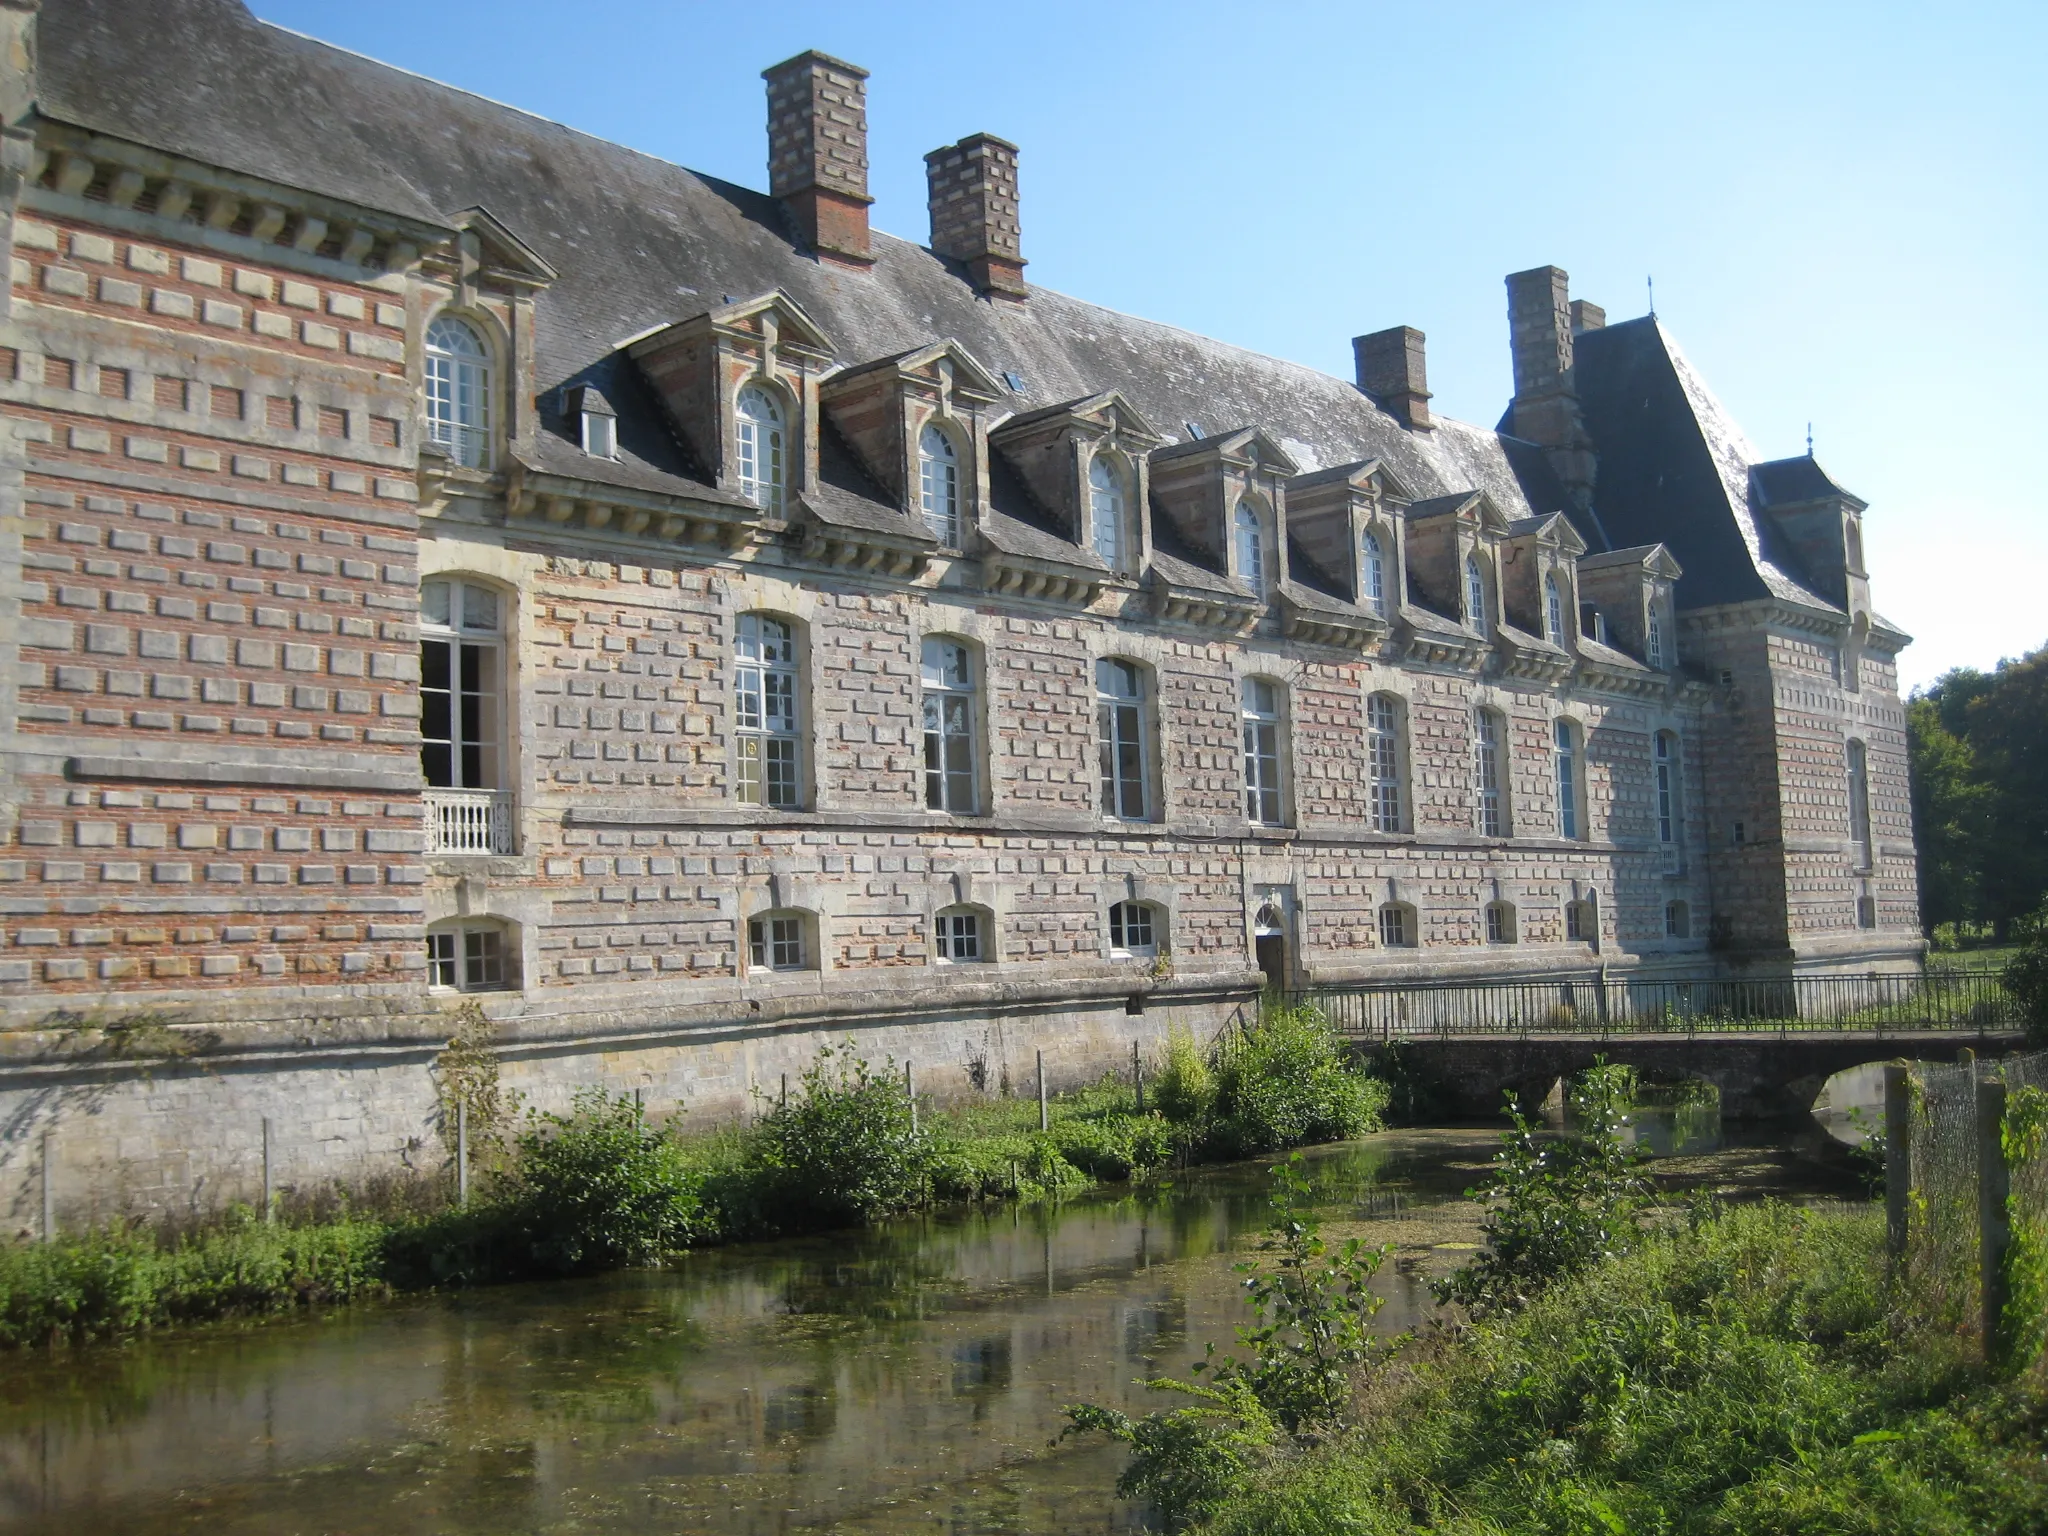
[1505,264,1596,503]
[763,51,874,267]
[1354,326,1433,431]
[925,134,1026,299]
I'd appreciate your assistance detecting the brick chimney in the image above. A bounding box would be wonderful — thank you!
[763,51,873,268]
[1570,299,1605,334]
[925,134,1026,299]
[1354,325,1432,431]
[1506,265,1595,503]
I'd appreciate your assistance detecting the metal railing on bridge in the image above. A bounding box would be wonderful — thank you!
[1287,969,2019,1042]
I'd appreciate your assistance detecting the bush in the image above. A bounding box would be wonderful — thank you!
[749,1043,933,1229]
[507,1089,708,1273]
[1050,1113,1174,1180]
[2004,907,2048,1045]
[1153,1026,1216,1126]
[1209,1005,1387,1157]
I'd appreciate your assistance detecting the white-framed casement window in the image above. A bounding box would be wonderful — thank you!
[1485,901,1518,944]
[1366,692,1405,834]
[1554,717,1584,841]
[1474,708,1509,837]
[1465,554,1488,630]
[921,636,979,814]
[747,910,811,971]
[1646,600,1667,668]
[1847,738,1873,869]
[1088,454,1125,567]
[574,386,617,459]
[426,919,514,992]
[1241,676,1286,826]
[1655,730,1682,871]
[919,423,961,546]
[1377,903,1417,948]
[1234,500,1265,591]
[1360,528,1387,616]
[934,905,987,963]
[421,577,513,855]
[1567,898,1596,943]
[424,314,492,469]
[1108,900,1159,959]
[735,613,802,808]
[735,384,787,514]
[1097,657,1152,821]
[1545,572,1566,645]
[1665,900,1691,939]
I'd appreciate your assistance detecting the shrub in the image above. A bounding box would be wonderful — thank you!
[1152,1026,1216,1126]
[2004,906,2048,1045]
[1050,1113,1174,1180]
[1209,1005,1387,1157]
[508,1089,707,1273]
[749,1043,933,1229]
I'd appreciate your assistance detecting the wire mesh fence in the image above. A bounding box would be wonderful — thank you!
[1292,969,2017,1040]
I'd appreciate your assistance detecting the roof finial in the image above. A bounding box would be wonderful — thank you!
[1806,421,1814,456]
[1647,274,1655,318]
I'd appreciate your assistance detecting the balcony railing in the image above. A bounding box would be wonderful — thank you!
[425,788,514,855]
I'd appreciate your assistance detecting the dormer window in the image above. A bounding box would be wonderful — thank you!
[1088,455,1125,566]
[1360,529,1386,616]
[424,315,491,469]
[1580,602,1608,645]
[1646,601,1666,668]
[919,424,961,546]
[569,384,617,460]
[1234,501,1264,591]
[1464,554,1487,628]
[736,384,787,514]
[1545,572,1566,644]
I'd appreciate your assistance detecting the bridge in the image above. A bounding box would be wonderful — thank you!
[1287,970,2026,1121]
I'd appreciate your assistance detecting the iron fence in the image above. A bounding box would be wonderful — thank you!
[1287,968,2019,1040]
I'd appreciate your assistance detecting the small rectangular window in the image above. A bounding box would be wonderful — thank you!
[749,914,806,971]
[1378,906,1410,948]
[935,910,982,962]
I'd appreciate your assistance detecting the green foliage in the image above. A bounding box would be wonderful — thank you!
[507,1089,709,1273]
[2000,1083,2048,1366]
[1209,1005,1388,1158]
[1153,1025,1217,1126]
[1049,1112,1175,1180]
[1063,1376,1280,1533]
[1434,1068,1652,1318]
[1572,1056,1639,1112]
[2003,908,2048,1046]
[749,1043,933,1229]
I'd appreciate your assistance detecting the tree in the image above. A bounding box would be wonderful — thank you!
[1907,694,1991,932]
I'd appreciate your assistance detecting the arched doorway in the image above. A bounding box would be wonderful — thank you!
[1253,895,1289,995]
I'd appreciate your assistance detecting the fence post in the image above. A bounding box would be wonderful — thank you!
[456,1097,470,1210]
[1978,1075,2010,1356]
[1884,1061,1910,1266]
[262,1116,274,1224]
[40,1130,54,1244]
[1038,1048,1048,1133]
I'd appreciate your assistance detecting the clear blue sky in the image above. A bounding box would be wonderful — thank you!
[252,0,2044,692]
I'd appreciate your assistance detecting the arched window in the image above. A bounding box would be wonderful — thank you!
[1360,529,1387,616]
[1235,501,1265,591]
[424,315,491,468]
[918,424,961,546]
[1554,717,1583,841]
[420,577,512,854]
[934,904,988,963]
[1545,572,1566,645]
[1654,731,1681,870]
[921,636,978,814]
[1646,601,1666,668]
[735,385,787,514]
[1664,900,1691,939]
[1241,676,1285,826]
[735,613,801,807]
[1465,554,1487,629]
[1473,708,1508,837]
[1847,738,1872,869]
[1108,900,1160,958]
[748,909,813,971]
[1377,903,1417,949]
[1485,901,1517,944]
[426,918,514,992]
[1088,455,1124,567]
[1097,657,1151,821]
[1366,693,1404,833]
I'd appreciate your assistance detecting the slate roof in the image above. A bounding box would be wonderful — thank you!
[1752,455,1864,509]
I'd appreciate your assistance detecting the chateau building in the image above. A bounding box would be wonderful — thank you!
[0,1,1918,1209]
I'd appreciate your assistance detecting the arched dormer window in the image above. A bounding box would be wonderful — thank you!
[1464,553,1488,629]
[1361,529,1387,616]
[1088,455,1125,567]
[424,315,491,468]
[918,423,961,546]
[735,385,787,514]
[1235,500,1265,591]
[1544,572,1566,645]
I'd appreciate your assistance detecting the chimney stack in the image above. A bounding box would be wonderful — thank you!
[1570,299,1605,335]
[925,134,1026,299]
[1354,326,1433,431]
[763,51,873,268]
[1506,264,1596,503]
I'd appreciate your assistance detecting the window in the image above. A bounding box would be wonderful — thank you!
[921,636,978,814]
[748,911,809,971]
[1646,601,1666,668]
[1465,554,1487,629]
[735,614,801,807]
[1234,501,1264,591]
[424,315,491,468]
[1545,572,1566,645]
[427,921,512,992]
[735,385,787,514]
[1242,677,1285,825]
[1361,529,1387,616]
[1108,900,1158,958]
[1566,899,1595,942]
[1857,893,1878,930]
[1731,820,1747,847]
[1554,718,1583,840]
[1089,455,1124,566]
[582,408,616,459]
[1665,900,1691,939]
[1847,738,1872,869]
[1097,657,1151,821]
[919,424,961,546]
[1655,731,1681,869]
[421,578,502,792]
[1473,708,1508,837]
[1377,903,1415,948]
[1485,901,1517,944]
[1366,693,1404,833]
[934,906,985,962]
